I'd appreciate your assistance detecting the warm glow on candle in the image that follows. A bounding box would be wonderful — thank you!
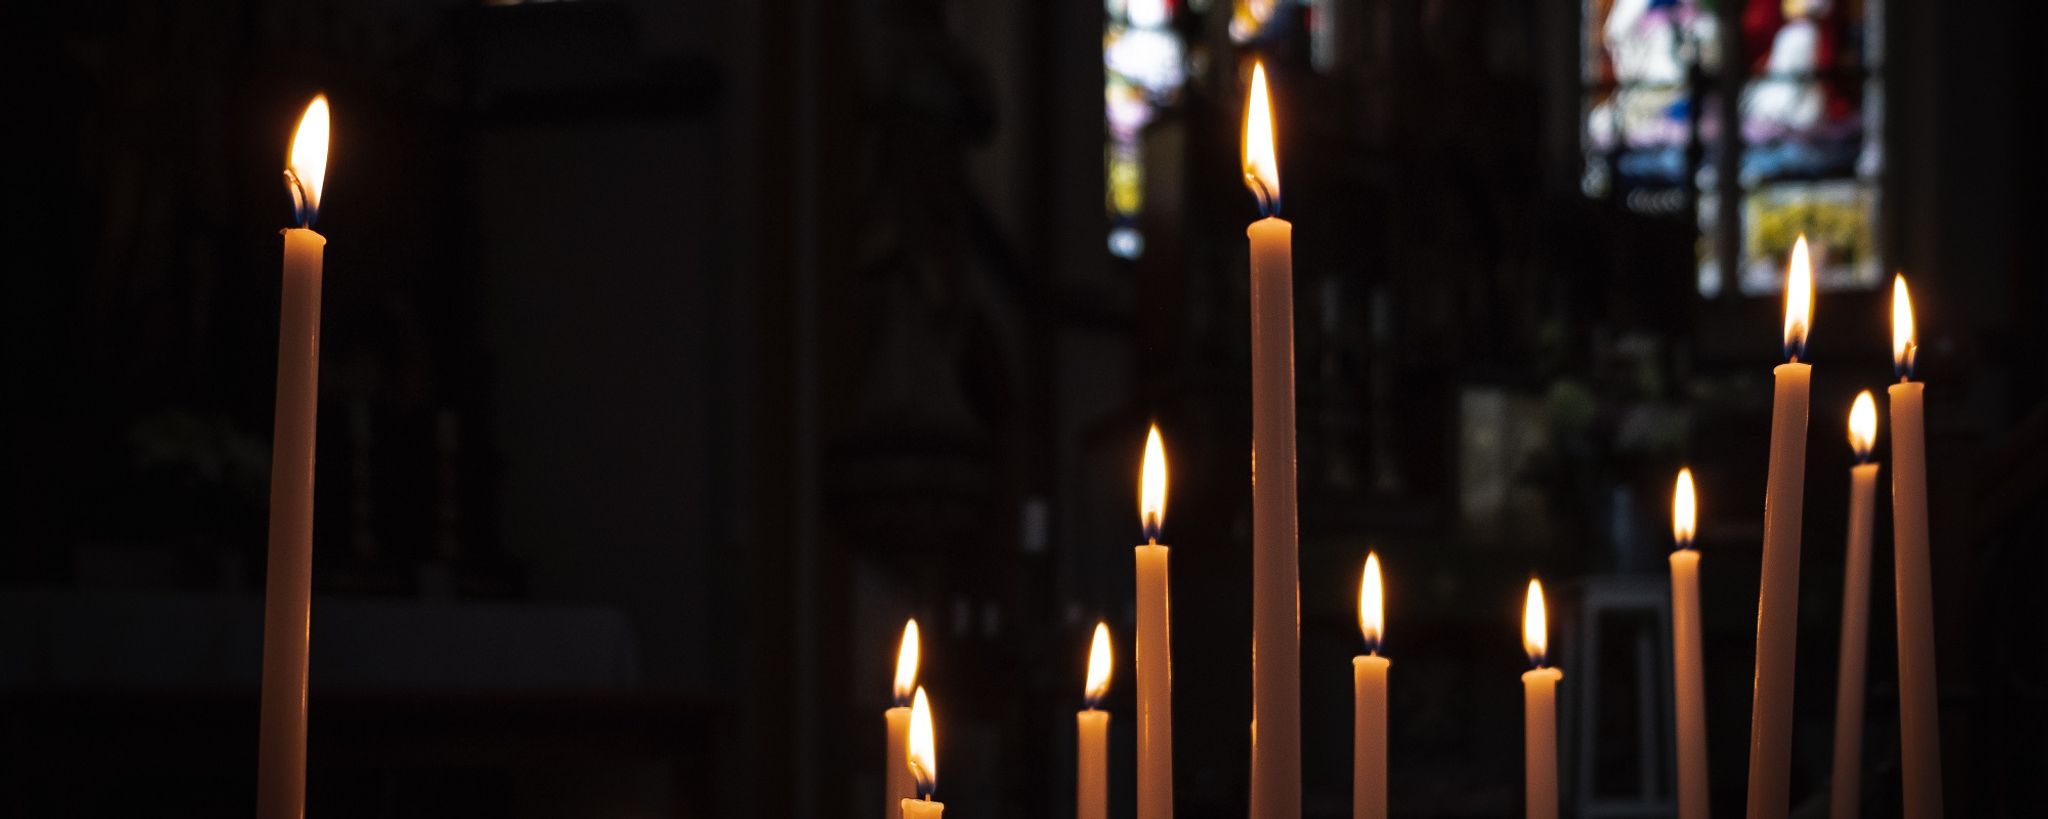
[1241,62,1280,215]
[1523,579,1549,667]
[909,686,937,798]
[1085,622,1114,708]
[1783,234,1814,360]
[1849,390,1878,461]
[1673,468,1697,549]
[1140,424,1168,544]
[894,619,921,706]
[1359,552,1384,654]
[286,95,330,226]
[1892,274,1917,379]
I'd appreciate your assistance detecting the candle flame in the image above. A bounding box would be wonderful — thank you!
[908,686,937,797]
[1084,622,1113,707]
[1359,552,1383,653]
[893,619,921,706]
[1892,274,1917,379]
[1241,62,1280,215]
[286,95,330,227]
[1783,234,1814,360]
[1522,578,1548,667]
[1140,424,1168,543]
[1673,468,1697,549]
[1849,390,1878,460]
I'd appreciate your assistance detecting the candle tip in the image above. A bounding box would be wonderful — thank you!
[1782,234,1814,360]
[286,95,330,227]
[1359,552,1383,653]
[1672,468,1696,549]
[894,619,920,706]
[1241,62,1280,216]
[1892,274,1917,379]
[1084,622,1113,707]
[1522,578,1548,667]
[1139,424,1168,542]
[1849,391,1878,460]
[908,686,937,797]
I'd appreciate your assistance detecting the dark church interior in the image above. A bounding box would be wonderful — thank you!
[2,0,2043,816]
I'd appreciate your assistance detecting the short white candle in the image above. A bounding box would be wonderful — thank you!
[885,619,920,819]
[1522,579,1562,819]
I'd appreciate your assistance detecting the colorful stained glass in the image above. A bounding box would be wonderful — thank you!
[1585,0,1883,295]
[1733,0,1882,293]
[1104,0,1186,260]
[1582,0,1722,200]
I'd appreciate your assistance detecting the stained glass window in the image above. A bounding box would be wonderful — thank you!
[1582,0,1722,212]
[1583,0,1882,296]
[1732,0,1881,294]
[1105,0,1188,260]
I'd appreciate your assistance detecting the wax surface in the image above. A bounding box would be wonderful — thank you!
[257,227,324,819]
[1247,215,1300,819]
[1889,382,1943,819]
[1353,655,1389,819]
[901,798,944,819]
[1077,710,1109,819]
[1522,667,1563,819]
[1670,550,1709,819]
[1747,361,1809,819]
[886,706,914,819]
[1829,463,1879,819]
[1135,544,1173,819]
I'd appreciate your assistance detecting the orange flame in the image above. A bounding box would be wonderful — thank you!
[1522,579,1548,667]
[1084,622,1113,707]
[893,619,920,706]
[1241,62,1279,215]
[1359,552,1383,653]
[1783,235,1814,359]
[1673,468,1696,549]
[908,686,937,797]
[1140,424,1168,543]
[1893,274,1917,379]
[286,95,330,226]
[1849,390,1878,460]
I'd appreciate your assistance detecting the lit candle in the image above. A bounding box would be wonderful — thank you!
[1747,234,1815,819]
[257,95,330,819]
[886,619,921,819]
[1669,468,1708,819]
[1242,61,1301,819]
[1522,579,1562,819]
[1353,553,1389,819]
[1079,623,1114,819]
[1888,276,1943,819]
[1829,392,1880,819]
[1135,425,1173,819]
[903,687,945,819]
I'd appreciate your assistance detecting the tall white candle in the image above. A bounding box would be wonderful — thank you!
[1829,392,1880,819]
[1242,61,1301,819]
[1747,235,1814,819]
[1888,276,1943,819]
[258,95,330,819]
[1522,579,1561,819]
[886,619,921,819]
[903,687,945,819]
[1079,623,1113,819]
[1135,425,1173,819]
[1353,553,1388,819]
[1670,469,1708,819]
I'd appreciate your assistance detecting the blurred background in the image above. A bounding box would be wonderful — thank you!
[2,0,2043,816]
